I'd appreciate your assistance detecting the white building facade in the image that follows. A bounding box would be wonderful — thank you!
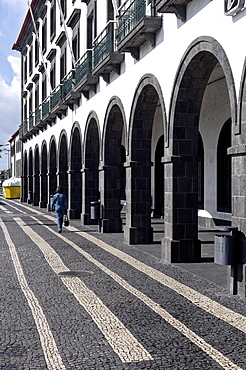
[13,0,246,295]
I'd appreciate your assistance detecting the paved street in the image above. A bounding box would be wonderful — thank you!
[1,195,246,369]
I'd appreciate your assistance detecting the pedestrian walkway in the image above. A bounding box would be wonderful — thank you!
[80,216,229,291]
[1,195,245,370]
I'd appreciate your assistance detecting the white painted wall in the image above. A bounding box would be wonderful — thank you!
[20,0,246,222]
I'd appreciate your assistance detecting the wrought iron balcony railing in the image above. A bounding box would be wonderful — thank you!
[61,70,75,100]
[92,21,116,69]
[23,119,28,134]
[75,50,92,86]
[29,114,34,130]
[117,0,148,43]
[35,106,41,124]
[42,97,50,118]
[51,85,62,110]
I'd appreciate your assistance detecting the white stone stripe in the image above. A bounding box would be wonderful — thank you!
[66,226,246,335]
[8,202,246,333]
[0,205,12,213]
[31,217,242,370]
[0,218,66,370]
[14,217,153,363]
[2,201,26,214]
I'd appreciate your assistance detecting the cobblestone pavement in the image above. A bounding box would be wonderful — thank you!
[1,196,246,369]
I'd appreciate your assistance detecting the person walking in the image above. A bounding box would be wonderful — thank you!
[51,186,67,233]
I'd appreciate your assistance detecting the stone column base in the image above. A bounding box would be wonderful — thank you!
[101,218,122,233]
[124,226,153,245]
[68,209,81,219]
[161,237,201,263]
[39,201,47,208]
[81,213,96,225]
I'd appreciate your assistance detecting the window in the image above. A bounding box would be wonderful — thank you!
[50,1,56,40]
[29,45,33,76]
[35,36,39,66]
[217,119,231,213]
[35,81,39,109]
[23,55,27,83]
[29,91,33,115]
[60,49,66,82]
[42,75,47,101]
[23,99,27,120]
[50,63,56,90]
[60,0,67,20]
[87,7,97,48]
[42,18,47,53]
[72,32,80,63]
[107,0,114,21]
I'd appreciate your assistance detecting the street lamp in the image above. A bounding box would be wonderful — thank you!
[0,144,10,177]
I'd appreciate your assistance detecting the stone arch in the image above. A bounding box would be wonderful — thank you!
[82,111,100,224]
[162,36,236,263]
[69,122,82,218]
[22,150,28,202]
[100,97,127,233]
[125,74,166,244]
[40,141,48,208]
[167,36,237,148]
[33,145,40,206]
[58,130,68,200]
[49,136,57,196]
[28,148,33,204]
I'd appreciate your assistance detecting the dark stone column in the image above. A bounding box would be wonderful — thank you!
[68,169,82,219]
[33,174,40,206]
[161,155,201,263]
[21,175,27,202]
[228,144,246,296]
[99,165,122,233]
[27,175,33,204]
[81,167,99,225]
[124,161,153,244]
[39,172,48,208]
[47,172,52,211]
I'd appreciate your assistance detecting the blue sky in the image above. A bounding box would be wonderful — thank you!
[0,0,28,170]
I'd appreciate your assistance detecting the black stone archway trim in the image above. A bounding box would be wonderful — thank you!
[162,36,236,263]
[82,111,101,225]
[125,74,166,244]
[100,97,127,233]
[69,122,82,219]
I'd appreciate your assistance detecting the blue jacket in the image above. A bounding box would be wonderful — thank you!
[51,193,67,211]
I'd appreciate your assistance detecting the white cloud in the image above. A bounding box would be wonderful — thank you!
[0,55,21,169]
[2,0,27,13]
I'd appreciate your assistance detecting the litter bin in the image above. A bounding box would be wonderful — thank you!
[49,194,54,211]
[214,235,234,265]
[90,201,100,220]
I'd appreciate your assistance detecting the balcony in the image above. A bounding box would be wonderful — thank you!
[50,85,67,116]
[61,70,81,106]
[42,98,50,121]
[92,21,124,83]
[155,0,192,22]
[29,114,34,131]
[23,119,28,135]
[74,50,98,98]
[117,0,162,60]
[33,105,47,130]
[35,107,41,125]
